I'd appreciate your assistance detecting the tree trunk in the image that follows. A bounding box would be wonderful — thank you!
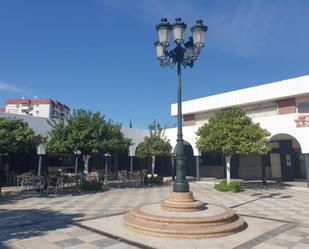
[74,156,79,175]
[226,156,231,183]
[151,155,156,176]
[83,155,91,173]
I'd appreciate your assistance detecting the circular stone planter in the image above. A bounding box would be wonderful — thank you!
[123,192,246,239]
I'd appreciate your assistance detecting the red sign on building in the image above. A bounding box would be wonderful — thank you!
[295,114,309,128]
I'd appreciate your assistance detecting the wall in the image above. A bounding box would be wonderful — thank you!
[171,75,309,117]
[121,127,149,156]
[36,104,51,118]
[164,113,309,156]
[238,154,271,180]
[299,155,307,178]
[199,165,224,178]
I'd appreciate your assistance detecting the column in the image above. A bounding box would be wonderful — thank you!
[74,156,79,175]
[304,154,309,188]
[130,156,134,176]
[104,156,108,184]
[226,156,231,183]
[171,156,175,180]
[38,155,43,176]
[261,155,267,186]
[196,156,200,181]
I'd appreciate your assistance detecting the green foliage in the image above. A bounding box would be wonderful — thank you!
[228,181,243,192]
[214,180,243,192]
[214,180,229,192]
[0,117,43,154]
[196,107,271,157]
[147,175,163,185]
[136,120,172,158]
[47,119,69,153]
[102,120,132,154]
[80,181,103,191]
[47,109,131,155]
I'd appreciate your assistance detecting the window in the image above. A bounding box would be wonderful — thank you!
[298,102,309,113]
[245,104,278,118]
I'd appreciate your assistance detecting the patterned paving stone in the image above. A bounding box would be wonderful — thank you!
[1,182,309,248]
[299,238,309,244]
[67,228,93,237]
[18,238,62,249]
[266,238,297,248]
[54,238,84,247]
[291,243,309,249]
[78,233,106,242]
[252,242,288,249]
[63,243,100,249]
[42,231,72,242]
[91,237,121,247]
[285,230,309,238]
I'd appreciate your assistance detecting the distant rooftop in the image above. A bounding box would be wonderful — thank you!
[0,112,51,135]
[5,98,70,110]
[171,75,309,116]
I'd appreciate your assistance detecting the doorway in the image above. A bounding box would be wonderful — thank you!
[269,134,302,181]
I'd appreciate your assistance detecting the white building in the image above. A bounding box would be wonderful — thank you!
[2,76,309,185]
[4,98,70,120]
[164,75,309,183]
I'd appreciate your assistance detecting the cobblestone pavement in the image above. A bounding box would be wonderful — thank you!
[0,182,309,249]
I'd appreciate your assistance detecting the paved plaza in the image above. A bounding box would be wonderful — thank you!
[1,182,309,249]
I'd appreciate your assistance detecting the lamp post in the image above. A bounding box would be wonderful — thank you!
[74,150,81,175]
[104,152,111,184]
[155,18,207,192]
[37,144,46,176]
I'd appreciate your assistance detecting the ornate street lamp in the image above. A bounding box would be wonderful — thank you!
[155,18,207,192]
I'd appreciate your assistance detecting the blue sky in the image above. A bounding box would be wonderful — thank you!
[0,0,309,128]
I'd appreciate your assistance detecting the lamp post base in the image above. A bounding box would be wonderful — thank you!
[161,191,204,212]
[173,181,189,192]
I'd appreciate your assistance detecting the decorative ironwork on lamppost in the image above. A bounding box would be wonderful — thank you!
[155,18,208,192]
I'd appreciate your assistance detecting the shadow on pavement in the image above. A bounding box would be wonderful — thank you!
[0,208,84,248]
[243,181,299,190]
[0,187,111,205]
[231,192,292,209]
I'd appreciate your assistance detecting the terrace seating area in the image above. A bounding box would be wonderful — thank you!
[14,169,147,195]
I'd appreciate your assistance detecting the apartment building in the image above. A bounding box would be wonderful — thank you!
[4,98,70,120]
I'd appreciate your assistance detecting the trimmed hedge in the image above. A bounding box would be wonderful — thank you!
[147,176,163,185]
[80,181,103,191]
[214,180,243,193]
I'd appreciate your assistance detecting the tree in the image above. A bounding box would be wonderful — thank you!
[196,107,271,182]
[0,117,43,195]
[47,109,131,173]
[136,120,172,176]
[0,117,43,154]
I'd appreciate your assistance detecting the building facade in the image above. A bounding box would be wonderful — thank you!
[1,76,309,186]
[165,75,309,182]
[4,98,70,120]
